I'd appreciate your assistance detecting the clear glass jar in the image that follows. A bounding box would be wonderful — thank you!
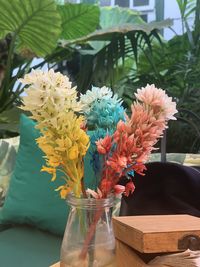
[60,194,116,267]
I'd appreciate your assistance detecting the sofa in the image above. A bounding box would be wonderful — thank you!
[0,114,200,267]
[0,115,96,267]
[0,225,62,267]
[0,116,65,267]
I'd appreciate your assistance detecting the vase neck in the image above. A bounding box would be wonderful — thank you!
[66,194,114,209]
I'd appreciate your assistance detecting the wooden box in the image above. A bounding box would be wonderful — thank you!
[50,263,60,267]
[113,214,200,267]
[50,262,60,267]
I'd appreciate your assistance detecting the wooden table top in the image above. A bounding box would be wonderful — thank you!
[50,262,60,267]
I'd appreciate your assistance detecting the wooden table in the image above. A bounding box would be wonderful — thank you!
[51,215,200,267]
[50,262,60,267]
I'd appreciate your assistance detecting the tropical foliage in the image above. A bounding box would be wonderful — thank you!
[0,0,170,138]
[112,0,200,153]
[0,0,99,136]
[60,7,171,91]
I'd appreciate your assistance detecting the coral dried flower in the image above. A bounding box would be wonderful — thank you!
[96,135,112,154]
[96,84,177,198]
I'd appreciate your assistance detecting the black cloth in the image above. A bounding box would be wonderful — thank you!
[120,162,200,217]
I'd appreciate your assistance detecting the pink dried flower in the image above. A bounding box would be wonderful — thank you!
[95,84,177,199]
[86,188,103,199]
[100,179,113,196]
[116,120,126,132]
[135,84,177,121]
[124,181,135,197]
[96,135,112,154]
[114,185,125,195]
[107,154,127,174]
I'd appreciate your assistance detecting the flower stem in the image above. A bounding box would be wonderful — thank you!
[81,177,87,198]
[79,208,103,260]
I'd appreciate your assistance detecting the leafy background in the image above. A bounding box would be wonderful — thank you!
[0,0,199,154]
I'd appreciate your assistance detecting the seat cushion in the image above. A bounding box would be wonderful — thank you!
[0,225,62,267]
[0,115,69,236]
[0,114,95,236]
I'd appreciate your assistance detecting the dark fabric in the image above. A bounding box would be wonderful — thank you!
[120,162,200,217]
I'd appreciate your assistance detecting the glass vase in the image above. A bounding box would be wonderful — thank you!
[60,194,116,267]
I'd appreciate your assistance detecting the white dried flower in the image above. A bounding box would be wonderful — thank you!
[80,86,115,112]
[20,69,83,129]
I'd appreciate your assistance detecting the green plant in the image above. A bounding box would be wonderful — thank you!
[0,0,99,137]
[0,0,170,138]
[113,0,200,153]
[60,6,171,92]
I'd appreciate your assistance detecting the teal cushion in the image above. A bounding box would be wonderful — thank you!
[0,114,94,235]
[0,225,62,267]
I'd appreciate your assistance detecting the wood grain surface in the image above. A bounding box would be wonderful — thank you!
[113,215,200,253]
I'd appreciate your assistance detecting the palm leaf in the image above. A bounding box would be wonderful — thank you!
[62,19,172,44]
[58,3,100,40]
[99,6,143,28]
[75,28,171,91]
[0,0,61,57]
[0,107,25,133]
[88,6,143,52]
[0,123,19,133]
[60,5,172,92]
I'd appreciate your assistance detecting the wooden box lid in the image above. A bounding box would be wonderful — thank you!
[113,215,200,253]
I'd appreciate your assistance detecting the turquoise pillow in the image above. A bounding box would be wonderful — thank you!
[0,114,94,236]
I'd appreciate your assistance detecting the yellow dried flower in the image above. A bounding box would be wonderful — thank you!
[68,144,79,160]
[55,185,72,199]
[19,70,90,198]
[41,166,56,181]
